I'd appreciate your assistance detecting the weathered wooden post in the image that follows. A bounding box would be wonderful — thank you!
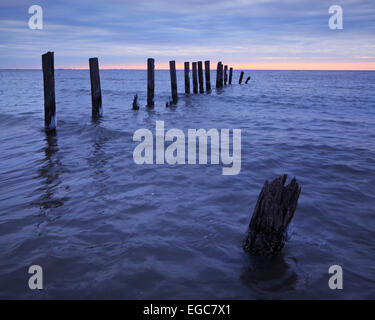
[229,67,233,85]
[147,58,155,107]
[219,62,224,88]
[243,175,301,256]
[216,61,223,88]
[192,62,198,94]
[239,71,244,84]
[42,51,56,131]
[224,65,228,85]
[245,76,251,84]
[216,62,220,89]
[89,57,102,118]
[169,60,178,104]
[184,62,190,94]
[204,60,211,92]
[132,94,140,110]
[198,61,204,94]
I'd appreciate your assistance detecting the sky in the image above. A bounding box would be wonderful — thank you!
[0,0,374,70]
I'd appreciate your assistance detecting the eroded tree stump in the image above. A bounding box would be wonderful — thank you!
[132,94,140,110]
[243,175,301,256]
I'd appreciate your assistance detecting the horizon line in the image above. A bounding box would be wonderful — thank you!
[1,68,375,72]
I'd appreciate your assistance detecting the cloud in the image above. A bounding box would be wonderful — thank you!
[0,0,374,68]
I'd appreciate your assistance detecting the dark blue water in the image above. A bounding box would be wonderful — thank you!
[0,69,374,299]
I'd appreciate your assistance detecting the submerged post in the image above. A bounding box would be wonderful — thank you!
[239,71,244,84]
[198,61,204,94]
[147,58,155,107]
[89,57,102,118]
[132,94,140,110]
[192,62,198,94]
[204,60,211,92]
[184,62,190,94]
[229,67,233,85]
[245,76,251,84]
[243,175,301,256]
[42,51,56,131]
[224,65,228,85]
[169,60,178,104]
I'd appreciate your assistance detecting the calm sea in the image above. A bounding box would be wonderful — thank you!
[0,69,374,299]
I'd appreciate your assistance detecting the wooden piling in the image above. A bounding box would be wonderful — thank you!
[147,58,155,107]
[224,65,228,85]
[204,60,211,92]
[243,175,301,256]
[169,60,178,104]
[132,94,140,110]
[216,62,220,89]
[184,62,190,94]
[192,62,198,94]
[198,61,204,94]
[219,62,224,88]
[89,57,102,118]
[42,51,56,131]
[239,71,244,84]
[229,67,233,85]
[216,62,223,88]
[245,76,251,84]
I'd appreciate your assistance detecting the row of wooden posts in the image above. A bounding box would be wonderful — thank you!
[42,54,300,258]
[42,51,251,131]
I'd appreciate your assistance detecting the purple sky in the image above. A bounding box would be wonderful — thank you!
[0,0,374,69]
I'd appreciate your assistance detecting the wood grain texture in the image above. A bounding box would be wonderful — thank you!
[243,175,301,256]
[42,51,56,131]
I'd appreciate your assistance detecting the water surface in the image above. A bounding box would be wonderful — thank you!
[0,70,374,299]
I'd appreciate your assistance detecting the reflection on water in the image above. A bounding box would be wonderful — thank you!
[88,120,108,174]
[241,254,299,296]
[33,131,68,213]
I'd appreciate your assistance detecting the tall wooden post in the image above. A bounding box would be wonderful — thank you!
[198,61,204,94]
[204,60,211,92]
[192,62,198,94]
[229,67,233,85]
[89,57,102,118]
[239,71,244,84]
[224,65,228,85]
[42,51,56,131]
[169,60,178,104]
[216,62,220,88]
[147,58,155,107]
[184,62,190,94]
[219,62,224,88]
